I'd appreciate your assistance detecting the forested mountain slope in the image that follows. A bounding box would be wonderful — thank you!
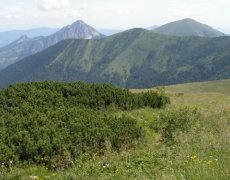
[0,29,229,88]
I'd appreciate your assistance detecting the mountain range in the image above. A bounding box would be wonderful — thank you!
[97,29,123,36]
[0,28,229,89]
[0,27,59,48]
[0,20,105,70]
[0,18,229,89]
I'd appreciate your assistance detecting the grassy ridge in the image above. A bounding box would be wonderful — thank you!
[165,79,230,95]
[152,18,225,37]
[1,80,229,179]
[1,29,230,88]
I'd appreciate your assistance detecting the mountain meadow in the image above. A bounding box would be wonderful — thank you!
[0,79,229,179]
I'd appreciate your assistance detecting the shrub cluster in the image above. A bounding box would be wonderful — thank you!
[0,81,169,169]
[0,81,169,112]
[152,106,200,143]
[0,108,143,169]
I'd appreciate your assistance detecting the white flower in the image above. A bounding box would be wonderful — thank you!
[30,176,39,179]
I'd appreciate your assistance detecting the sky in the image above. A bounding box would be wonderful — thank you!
[0,0,230,33]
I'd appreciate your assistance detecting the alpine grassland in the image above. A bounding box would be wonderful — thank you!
[1,80,229,179]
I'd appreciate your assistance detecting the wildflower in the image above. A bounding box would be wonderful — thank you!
[102,163,109,169]
[30,176,39,179]
[206,160,212,165]
[191,155,197,160]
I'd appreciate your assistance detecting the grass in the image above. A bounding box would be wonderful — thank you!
[1,79,230,179]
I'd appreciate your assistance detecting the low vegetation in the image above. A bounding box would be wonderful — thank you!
[0,80,229,179]
[0,81,169,171]
[152,106,200,143]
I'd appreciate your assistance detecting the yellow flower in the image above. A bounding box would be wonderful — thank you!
[191,155,197,160]
[206,160,212,165]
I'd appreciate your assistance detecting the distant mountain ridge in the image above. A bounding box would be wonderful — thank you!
[153,18,225,37]
[0,27,59,48]
[0,20,105,70]
[97,29,124,36]
[0,28,229,89]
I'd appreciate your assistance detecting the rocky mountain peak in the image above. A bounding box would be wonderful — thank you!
[55,20,105,39]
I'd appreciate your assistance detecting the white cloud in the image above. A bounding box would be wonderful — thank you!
[4,14,24,19]
[79,3,88,11]
[0,11,24,19]
[172,10,202,18]
[112,10,131,15]
[38,0,70,11]
[66,10,79,18]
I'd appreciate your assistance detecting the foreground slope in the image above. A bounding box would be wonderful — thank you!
[0,81,169,170]
[2,80,229,179]
[153,18,225,37]
[0,20,105,70]
[0,29,230,88]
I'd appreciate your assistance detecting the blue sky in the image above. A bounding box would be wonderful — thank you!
[0,0,230,32]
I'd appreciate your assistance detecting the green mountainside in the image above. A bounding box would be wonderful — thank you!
[153,18,225,37]
[0,28,230,88]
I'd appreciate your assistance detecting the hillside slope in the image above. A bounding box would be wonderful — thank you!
[153,18,225,37]
[0,29,230,88]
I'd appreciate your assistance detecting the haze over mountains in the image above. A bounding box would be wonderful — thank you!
[0,18,229,88]
[97,29,123,36]
[0,20,105,70]
[0,27,59,48]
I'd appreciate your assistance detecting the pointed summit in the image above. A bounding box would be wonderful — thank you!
[71,20,85,26]
[54,20,105,39]
[153,18,225,37]
[0,20,106,70]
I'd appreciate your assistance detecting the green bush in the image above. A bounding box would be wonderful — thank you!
[152,107,200,143]
[105,115,144,150]
[0,81,170,111]
[0,81,169,169]
[140,87,170,108]
[0,108,144,169]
